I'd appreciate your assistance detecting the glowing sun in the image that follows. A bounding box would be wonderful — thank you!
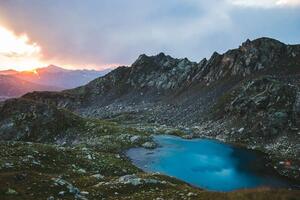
[0,25,45,71]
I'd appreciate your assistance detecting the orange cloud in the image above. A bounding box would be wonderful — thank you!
[0,25,45,71]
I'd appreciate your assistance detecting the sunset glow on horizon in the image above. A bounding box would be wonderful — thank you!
[0,25,46,71]
[0,25,118,72]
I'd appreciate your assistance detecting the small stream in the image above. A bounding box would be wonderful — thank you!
[127,135,297,191]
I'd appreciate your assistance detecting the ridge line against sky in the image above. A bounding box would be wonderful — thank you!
[0,0,299,71]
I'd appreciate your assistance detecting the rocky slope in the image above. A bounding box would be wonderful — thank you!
[0,98,153,149]
[195,76,300,179]
[22,37,300,182]
[2,99,293,200]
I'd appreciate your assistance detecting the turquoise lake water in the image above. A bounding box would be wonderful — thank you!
[127,135,296,191]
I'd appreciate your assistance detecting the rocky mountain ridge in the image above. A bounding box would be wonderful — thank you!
[82,37,299,92]
[20,37,300,182]
[24,37,300,123]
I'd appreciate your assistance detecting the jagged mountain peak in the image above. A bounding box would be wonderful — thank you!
[242,37,285,47]
[70,37,300,97]
[127,37,299,88]
[46,64,64,70]
[38,65,69,73]
[238,37,286,54]
[194,37,300,84]
[132,52,194,69]
[133,52,174,67]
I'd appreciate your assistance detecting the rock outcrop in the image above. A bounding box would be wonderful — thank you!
[0,98,85,143]
[210,77,300,179]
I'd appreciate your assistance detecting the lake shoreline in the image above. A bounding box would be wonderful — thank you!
[126,135,300,192]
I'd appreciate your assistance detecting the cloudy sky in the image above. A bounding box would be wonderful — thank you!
[0,0,299,70]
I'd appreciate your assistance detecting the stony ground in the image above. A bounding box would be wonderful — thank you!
[0,100,299,199]
[1,138,300,200]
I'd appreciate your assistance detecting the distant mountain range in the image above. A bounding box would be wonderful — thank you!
[0,74,61,99]
[0,65,111,99]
